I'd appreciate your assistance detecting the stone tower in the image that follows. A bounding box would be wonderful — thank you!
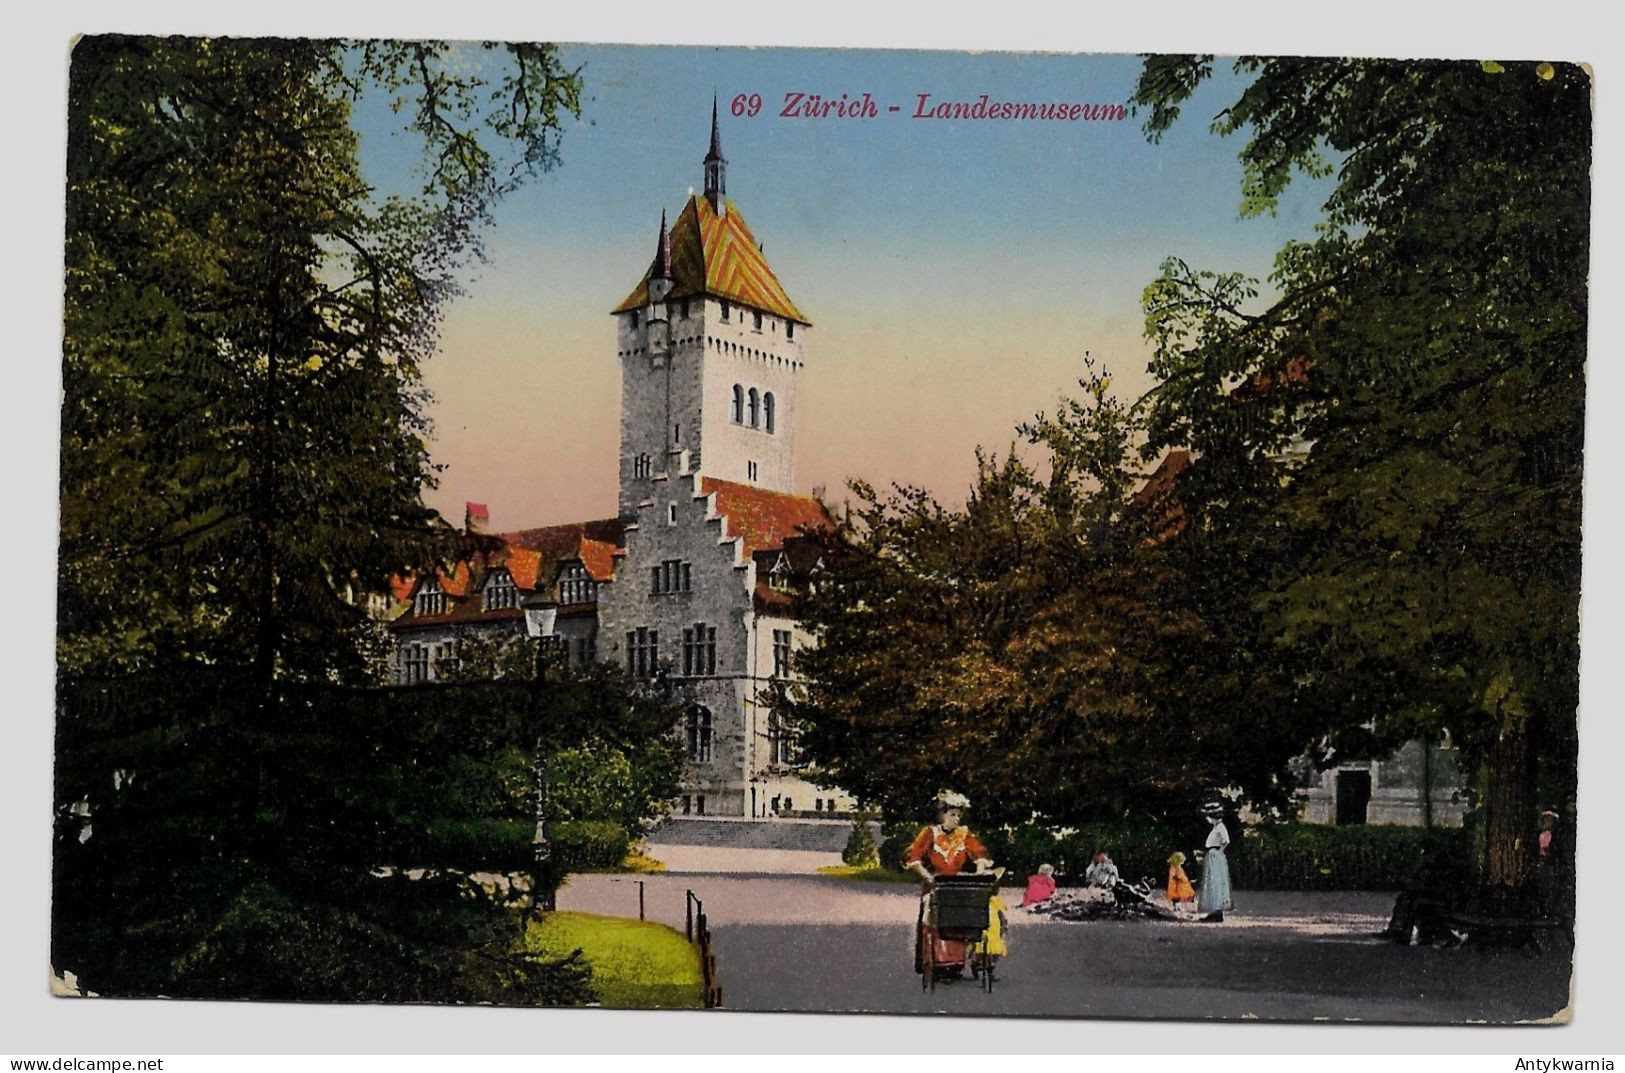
[612,103,809,518]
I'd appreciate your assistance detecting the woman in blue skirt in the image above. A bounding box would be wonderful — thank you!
[1197,801,1233,921]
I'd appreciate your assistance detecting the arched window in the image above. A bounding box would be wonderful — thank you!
[763,392,775,434]
[686,706,713,763]
[747,388,760,428]
[731,384,743,424]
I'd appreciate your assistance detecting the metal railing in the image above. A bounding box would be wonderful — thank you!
[685,889,722,1008]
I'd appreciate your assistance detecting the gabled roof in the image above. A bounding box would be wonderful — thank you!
[437,561,473,597]
[700,477,831,559]
[495,546,544,590]
[1130,449,1192,511]
[578,538,618,582]
[613,195,808,324]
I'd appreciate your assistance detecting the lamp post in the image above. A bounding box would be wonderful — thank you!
[530,632,564,917]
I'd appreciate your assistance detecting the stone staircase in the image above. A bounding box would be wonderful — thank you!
[646,816,878,853]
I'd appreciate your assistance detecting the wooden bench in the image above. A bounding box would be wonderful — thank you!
[1438,911,1570,954]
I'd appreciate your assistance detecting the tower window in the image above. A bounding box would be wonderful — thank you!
[747,460,759,482]
[630,311,640,329]
[633,453,653,479]
[721,301,731,322]
[682,299,691,318]
[732,384,744,424]
[668,503,677,526]
[752,310,763,331]
[748,388,760,428]
[763,392,775,434]
[787,322,795,340]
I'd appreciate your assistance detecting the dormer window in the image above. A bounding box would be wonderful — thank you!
[484,570,517,611]
[769,556,791,591]
[414,580,445,617]
[559,563,596,606]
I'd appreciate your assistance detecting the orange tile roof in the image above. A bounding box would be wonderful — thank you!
[700,477,831,559]
[498,545,545,590]
[437,561,473,597]
[578,538,618,582]
[613,195,808,324]
[388,575,416,602]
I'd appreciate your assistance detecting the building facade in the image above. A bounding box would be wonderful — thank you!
[388,107,855,819]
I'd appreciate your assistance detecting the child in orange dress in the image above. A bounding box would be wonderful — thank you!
[1166,851,1197,914]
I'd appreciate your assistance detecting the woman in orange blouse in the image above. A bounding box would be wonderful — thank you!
[905,791,994,978]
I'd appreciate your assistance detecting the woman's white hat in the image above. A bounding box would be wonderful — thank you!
[1200,801,1225,816]
[936,790,971,809]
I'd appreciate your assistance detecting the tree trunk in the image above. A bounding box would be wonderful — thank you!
[1483,714,1538,891]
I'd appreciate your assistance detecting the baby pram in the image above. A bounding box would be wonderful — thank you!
[916,874,999,993]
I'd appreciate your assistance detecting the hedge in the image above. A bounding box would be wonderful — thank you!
[882,818,1471,892]
[551,820,632,871]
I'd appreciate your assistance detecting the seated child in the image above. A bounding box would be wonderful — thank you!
[1021,863,1058,907]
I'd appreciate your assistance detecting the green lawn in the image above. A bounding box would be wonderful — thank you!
[817,862,919,883]
[524,911,703,1009]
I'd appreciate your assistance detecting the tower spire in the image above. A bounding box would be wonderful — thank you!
[703,95,727,215]
[651,208,672,280]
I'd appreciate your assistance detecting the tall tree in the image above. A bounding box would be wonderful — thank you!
[55,35,603,1002]
[1132,57,1588,890]
[61,35,581,684]
[781,361,1309,826]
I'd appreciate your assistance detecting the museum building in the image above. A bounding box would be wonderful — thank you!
[386,106,855,820]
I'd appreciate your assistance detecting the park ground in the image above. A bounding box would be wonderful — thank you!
[556,863,1573,1023]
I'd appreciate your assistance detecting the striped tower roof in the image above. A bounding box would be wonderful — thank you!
[613,194,808,325]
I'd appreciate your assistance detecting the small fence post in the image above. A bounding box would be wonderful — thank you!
[639,880,646,921]
[685,889,694,941]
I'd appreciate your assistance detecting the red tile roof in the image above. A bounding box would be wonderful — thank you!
[700,477,831,559]
[613,195,808,324]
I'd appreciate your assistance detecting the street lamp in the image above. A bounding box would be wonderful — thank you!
[530,632,565,916]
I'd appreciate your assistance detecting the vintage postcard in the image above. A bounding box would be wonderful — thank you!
[53,36,1585,1028]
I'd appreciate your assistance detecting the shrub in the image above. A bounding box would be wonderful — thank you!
[551,820,632,871]
[842,809,881,866]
